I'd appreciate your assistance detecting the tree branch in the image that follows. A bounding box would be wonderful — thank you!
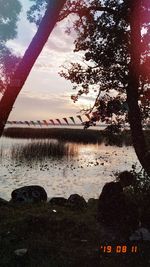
[58,4,116,21]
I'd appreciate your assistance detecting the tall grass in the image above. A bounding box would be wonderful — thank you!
[0,146,3,159]
[11,140,78,162]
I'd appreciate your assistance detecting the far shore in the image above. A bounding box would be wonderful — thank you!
[3,127,150,147]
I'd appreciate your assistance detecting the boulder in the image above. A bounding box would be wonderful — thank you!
[11,185,47,204]
[129,228,150,241]
[67,194,87,210]
[49,197,67,206]
[0,197,9,206]
[87,198,98,209]
[14,248,28,256]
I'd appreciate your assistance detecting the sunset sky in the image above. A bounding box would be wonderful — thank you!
[6,0,96,122]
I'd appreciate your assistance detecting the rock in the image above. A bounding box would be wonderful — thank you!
[14,248,28,256]
[129,228,150,241]
[52,209,57,213]
[49,197,67,206]
[0,197,9,206]
[67,194,87,210]
[87,198,98,209]
[11,185,47,204]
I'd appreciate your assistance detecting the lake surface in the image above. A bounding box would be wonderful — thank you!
[0,137,140,201]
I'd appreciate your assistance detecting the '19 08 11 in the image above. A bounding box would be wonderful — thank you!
[100,245,138,253]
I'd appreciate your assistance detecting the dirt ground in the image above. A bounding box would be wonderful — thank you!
[0,201,150,267]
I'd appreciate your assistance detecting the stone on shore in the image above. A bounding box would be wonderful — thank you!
[11,185,47,204]
[49,197,67,206]
[14,248,28,256]
[0,197,9,206]
[87,198,98,208]
[67,194,87,210]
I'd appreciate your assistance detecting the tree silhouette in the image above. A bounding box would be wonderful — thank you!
[0,0,66,135]
[0,0,21,94]
[0,0,149,175]
[60,0,150,175]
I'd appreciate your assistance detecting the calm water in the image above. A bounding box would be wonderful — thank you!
[0,137,140,201]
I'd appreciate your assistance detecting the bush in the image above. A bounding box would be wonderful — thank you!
[124,166,150,228]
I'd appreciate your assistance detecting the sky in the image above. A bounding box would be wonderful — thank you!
[6,0,96,122]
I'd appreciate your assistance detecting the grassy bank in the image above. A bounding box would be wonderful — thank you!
[3,127,150,147]
[0,201,149,267]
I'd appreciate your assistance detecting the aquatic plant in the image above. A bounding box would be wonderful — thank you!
[11,140,78,162]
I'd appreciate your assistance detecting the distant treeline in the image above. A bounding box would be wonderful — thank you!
[3,127,150,147]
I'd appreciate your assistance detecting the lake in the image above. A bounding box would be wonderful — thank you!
[0,137,140,201]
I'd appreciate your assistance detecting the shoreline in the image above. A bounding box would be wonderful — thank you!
[0,195,150,266]
[3,128,150,147]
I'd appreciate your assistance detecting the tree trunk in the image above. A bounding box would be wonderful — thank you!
[127,0,150,175]
[0,0,66,136]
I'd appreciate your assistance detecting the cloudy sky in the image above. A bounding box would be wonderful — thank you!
[6,0,96,122]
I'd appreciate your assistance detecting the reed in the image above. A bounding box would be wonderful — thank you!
[0,146,3,159]
[11,140,78,162]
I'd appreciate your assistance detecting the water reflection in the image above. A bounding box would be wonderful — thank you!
[0,137,140,201]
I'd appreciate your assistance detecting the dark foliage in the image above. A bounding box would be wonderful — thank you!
[60,0,150,127]
[0,0,21,94]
